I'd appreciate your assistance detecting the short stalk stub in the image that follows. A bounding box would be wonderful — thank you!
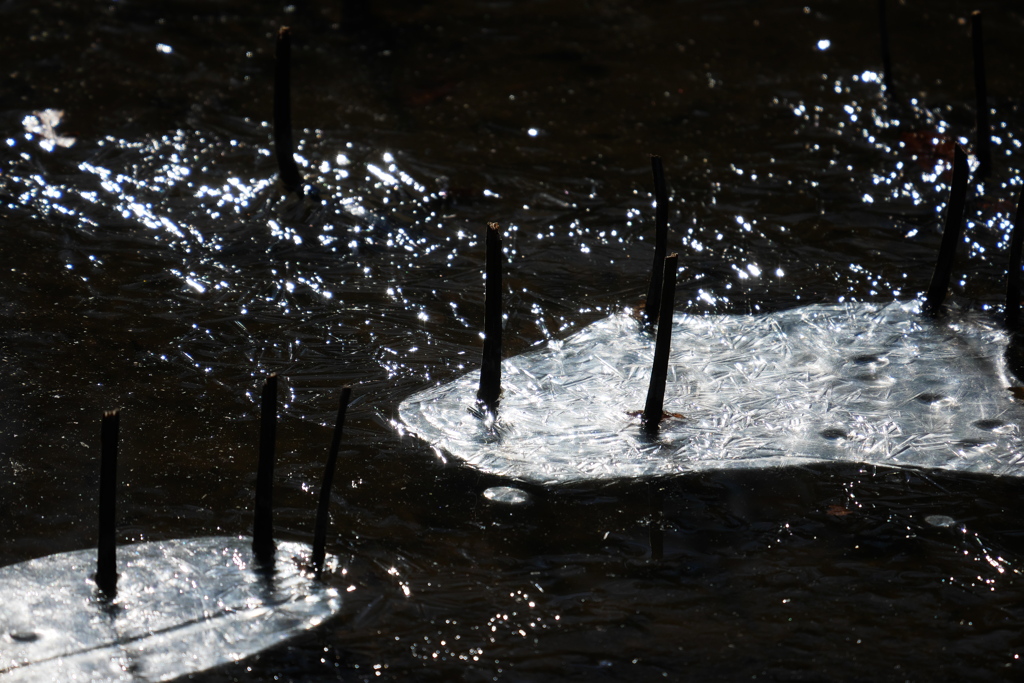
[642,254,679,434]
[923,145,969,318]
[477,223,503,416]
[878,0,893,90]
[274,27,303,193]
[644,156,669,327]
[96,409,120,596]
[312,386,352,577]
[253,374,278,562]
[972,11,991,180]
[1006,187,1024,332]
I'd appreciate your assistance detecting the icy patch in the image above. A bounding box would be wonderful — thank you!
[0,536,342,681]
[482,486,532,505]
[399,302,1024,485]
[924,515,958,528]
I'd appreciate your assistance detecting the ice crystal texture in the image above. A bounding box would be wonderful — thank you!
[0,537,341,682]
[399,302,1024,485]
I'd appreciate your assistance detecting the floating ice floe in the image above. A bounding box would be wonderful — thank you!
[1,381,353,681]
[399,301,1024,485]
[401,147,1024,485]
[0,537,341,682]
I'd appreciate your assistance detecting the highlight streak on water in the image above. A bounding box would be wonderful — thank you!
[400,302,1024,485]
[0,537,342,682]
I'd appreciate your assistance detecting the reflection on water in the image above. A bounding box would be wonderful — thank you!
[2,0,1024,680]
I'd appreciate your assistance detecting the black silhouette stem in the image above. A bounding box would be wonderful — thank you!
[972,11,991,180]
[923,145,969,318]
[1006,187,1024,332]
[477,223,503,415]
[96,409,119,596]
[274,27,303,193]
[642,254,678,433]
[644,156,669,327]
[253,374,277,562]
[878,0,893,90]
[312,386,352,578]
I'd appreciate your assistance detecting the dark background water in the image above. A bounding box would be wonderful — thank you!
[3,0,1024,680]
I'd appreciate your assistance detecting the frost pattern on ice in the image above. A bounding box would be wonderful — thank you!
[0,537,342,682]
[399,302,1024,485]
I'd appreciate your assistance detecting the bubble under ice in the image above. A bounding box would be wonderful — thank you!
[399,302,1024,485]
[0,537,342,682]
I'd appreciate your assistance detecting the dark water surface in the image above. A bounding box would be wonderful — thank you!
[3,0,1024,680]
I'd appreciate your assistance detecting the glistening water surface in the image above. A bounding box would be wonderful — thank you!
[2,1,1024,680]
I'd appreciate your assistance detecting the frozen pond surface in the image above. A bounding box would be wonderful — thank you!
[0,537,342,682]
[5,0,1024,680]
[401,302,1024,484]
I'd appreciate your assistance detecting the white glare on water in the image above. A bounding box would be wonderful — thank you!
[400,303,1024,485]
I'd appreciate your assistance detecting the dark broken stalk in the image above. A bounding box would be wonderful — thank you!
[476,223,503,416]
[972,11,992,180]
[642,253,678,434]
[1004,189,1024,382]
[96,409,119,597]
[922,145,969,318]
[312,386,352,578]
[274,26,303,194]
[1005,187,1024,332]
[644,155,669,327]
[878,0,893,90]
[253,374,278,563]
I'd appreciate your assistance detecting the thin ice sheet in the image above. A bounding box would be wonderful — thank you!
[0,537,342,682]
[399,302,1024,485]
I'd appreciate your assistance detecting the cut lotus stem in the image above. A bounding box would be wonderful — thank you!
[642,253,678,434]
[96,409,119,596]
[274,26,303,194]
[477,223,503,416]
[972,11,991,180]
[923,145,969,318]
[644,155,669,327]
[253,374,278,562]
[878,0,893,90]
[312,386,352,578]
[1006,187,1024,332]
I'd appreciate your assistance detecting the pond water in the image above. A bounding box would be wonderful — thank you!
[2,0,1024,680]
